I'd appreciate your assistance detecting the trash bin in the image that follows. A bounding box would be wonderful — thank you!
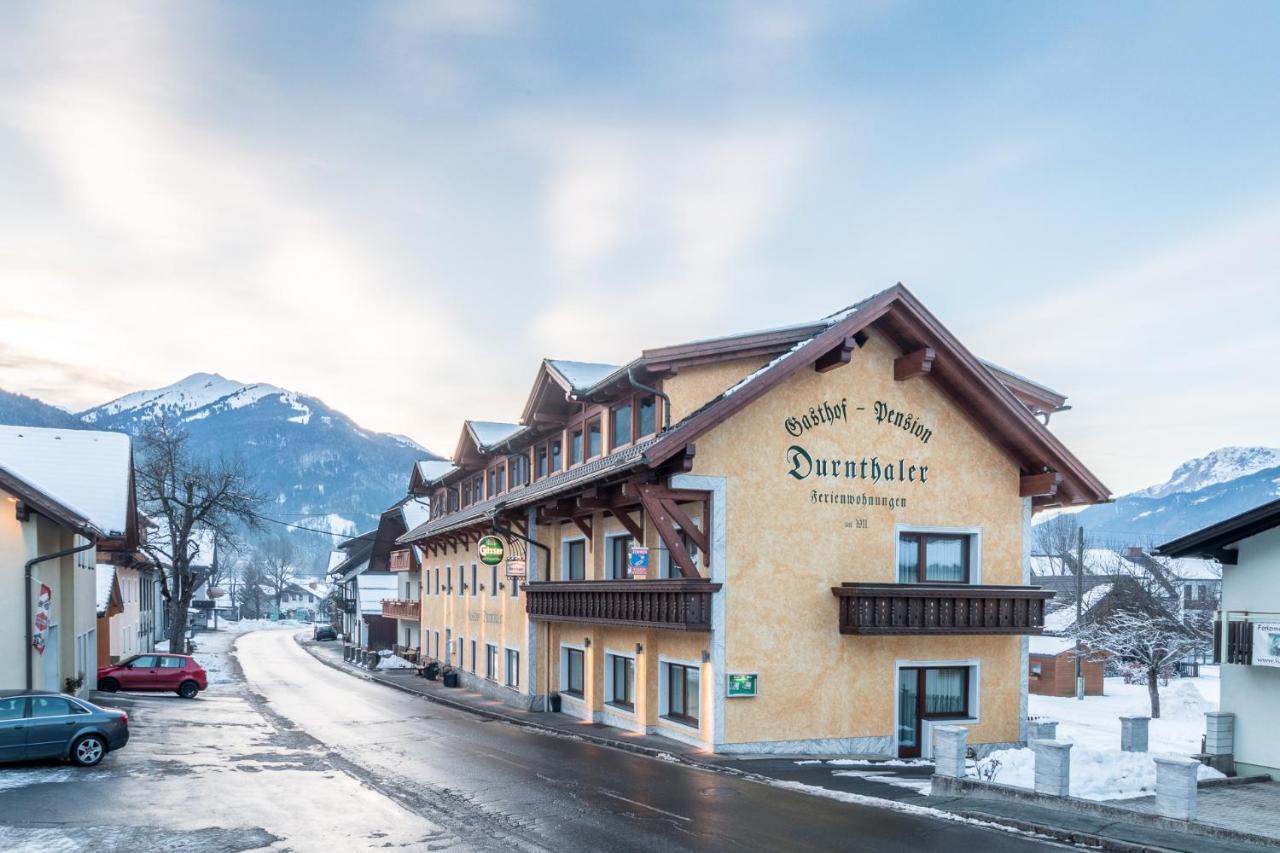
[424,662,441,680]
[442,670,460,688]
[548,694,561,713]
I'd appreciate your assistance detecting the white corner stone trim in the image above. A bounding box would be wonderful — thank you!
[932,725,968,778]
[1204,711,1234,757]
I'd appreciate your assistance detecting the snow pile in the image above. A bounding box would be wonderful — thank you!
[983,744,1223,800]
[376,653,417,670]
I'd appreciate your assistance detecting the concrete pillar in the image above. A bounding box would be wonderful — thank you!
[1031,739,1072,797]
[1205,712,1234,756]
[1154,756,1199,821]
[933,725,968,779]
[1120,716,1150,752]
[1028,719,1058,741]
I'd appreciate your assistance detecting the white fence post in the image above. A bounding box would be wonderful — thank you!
[1120,716,1149,752]
[933,725,968,779]
[1031,739,1072,797]
[1154,756,1199,821]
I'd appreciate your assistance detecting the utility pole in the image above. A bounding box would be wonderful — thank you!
[1075,524,1085,700]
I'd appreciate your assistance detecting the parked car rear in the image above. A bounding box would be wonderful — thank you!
[0,691,128,767]
[97,653,208,698]
[312,625,337,641]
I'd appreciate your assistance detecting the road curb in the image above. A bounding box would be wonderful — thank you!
[295,636,728,774]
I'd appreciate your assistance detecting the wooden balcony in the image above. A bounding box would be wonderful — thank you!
[831,583,1054,635]
[389,548,413,572]
[525,579,721,631]
[381,598,420,621]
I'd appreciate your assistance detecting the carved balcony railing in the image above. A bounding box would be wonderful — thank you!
[381,598,421,621]
[831,583,1054,635]
[525,579,721,631]
[389,548,413,572]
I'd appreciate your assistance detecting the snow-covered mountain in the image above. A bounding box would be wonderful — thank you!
[1046,446,1280,545]
[1131,446,1280,500]
[1,374,440,571]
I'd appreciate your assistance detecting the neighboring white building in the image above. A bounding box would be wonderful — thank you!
[0,426,140,695]
[327,531,397,649]
[1158,498,1280,778]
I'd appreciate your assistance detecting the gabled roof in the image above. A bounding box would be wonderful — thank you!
[0,425,134,539]
[1157,497,1280,562]
[409,459,457,493]
[640,284,1110,508]
[546,360,623,392]
[95,564,123,617]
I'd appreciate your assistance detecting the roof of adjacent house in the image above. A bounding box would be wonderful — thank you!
[356,573,397,613]
[545,360,624,392]
[95,564,121,616]
[1029,635,1078,656]
[1157,497,1280,560]
[145,527,217,569]
[0,425,132,537]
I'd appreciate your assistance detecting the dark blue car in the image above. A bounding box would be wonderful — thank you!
[0,690,129,767]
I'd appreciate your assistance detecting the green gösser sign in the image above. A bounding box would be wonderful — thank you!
[477,536,505,566]
[726,673,758,698]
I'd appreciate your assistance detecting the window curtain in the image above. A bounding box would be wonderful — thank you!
[924,668,966,715]
[897,536,919,583]
[925,537,964,582]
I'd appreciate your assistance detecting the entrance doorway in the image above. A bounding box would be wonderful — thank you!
[896,666,970,758]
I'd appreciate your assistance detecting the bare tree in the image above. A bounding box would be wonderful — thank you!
[136,420,263,648]
[1035,513,1082,575]
[1072,612,1206,718]
[257,535,296,617]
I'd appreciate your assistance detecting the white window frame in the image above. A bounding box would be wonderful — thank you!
[603,648,636,714]
[561,535,588,581]
[604,532,633,580]
[893,524,982,584]
[559,641,586,698]
[504,645,520,689]
[893,657,981,759]
[484,642,498,681]
[657,654,703,730]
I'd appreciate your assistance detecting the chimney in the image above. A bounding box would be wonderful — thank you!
[1125,546,1145,560]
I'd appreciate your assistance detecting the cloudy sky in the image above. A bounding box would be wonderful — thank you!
[1,1,1277,495]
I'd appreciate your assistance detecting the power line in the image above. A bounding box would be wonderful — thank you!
[245,509,360,539]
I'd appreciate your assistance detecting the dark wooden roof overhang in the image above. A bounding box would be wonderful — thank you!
[1155,497,1280,565]
[642,322,827,374]
[641,284,1110,511]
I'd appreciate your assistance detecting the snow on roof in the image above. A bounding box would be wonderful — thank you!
[469,421,522,449]
[0,425,132,536]
[357,573,398,613]
[1029,635,1077,656]
[95,564,117,615]
[415,459,455,483]
[546,360,622,392]
[147,527,217,568]
[1043,583,1113,632]
[401,497,430,531]
[1160,556,1222,581]
[326,550,347,572]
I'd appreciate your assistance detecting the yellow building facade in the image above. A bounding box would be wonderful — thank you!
[401,286,1108,756]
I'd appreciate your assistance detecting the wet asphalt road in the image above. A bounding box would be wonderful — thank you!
[0,629,1067,851]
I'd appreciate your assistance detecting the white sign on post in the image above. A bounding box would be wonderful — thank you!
[1253,622,1280,668]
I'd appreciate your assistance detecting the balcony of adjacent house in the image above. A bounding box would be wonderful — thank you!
[389,548,413,572]
[831,582,1054,635]
[381,597,421,621]
[1216,610,1280,665]
[524,578,721,632]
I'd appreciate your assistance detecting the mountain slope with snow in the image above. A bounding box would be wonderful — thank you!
[1048,446,1280,545]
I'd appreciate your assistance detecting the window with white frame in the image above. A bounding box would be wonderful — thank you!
[561,646,584,697]
[563,539,587,580]
[606,653,635,710]
[505,647,519,688]
[661,660,700,726]
[606,534,633,580]
[896,528,978,584]
[485,643,498,681]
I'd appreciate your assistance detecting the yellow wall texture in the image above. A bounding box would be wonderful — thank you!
[664,356,770,424]
[690,333,1027,747]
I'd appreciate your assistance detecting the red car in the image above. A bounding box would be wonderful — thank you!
[97,654,208,699]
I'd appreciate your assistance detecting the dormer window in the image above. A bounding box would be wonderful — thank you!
[536,446,548,479]
[570,428,584,466]
[611,401,632,449]
[638,395,657,438]
[550,441,562,472]
[587,417,602,459]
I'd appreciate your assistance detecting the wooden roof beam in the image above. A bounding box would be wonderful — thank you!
[814,332,867,374]
[1020,472,1062,498]
[894,347,935,381]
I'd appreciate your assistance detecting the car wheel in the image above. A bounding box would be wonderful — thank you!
[71,734,106,767]
[177,680,200,699]
[99,677,119,693]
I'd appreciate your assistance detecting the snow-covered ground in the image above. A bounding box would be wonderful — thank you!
[983,671,1224,800]
[194,619,305,685]
[1029,670,1219,754]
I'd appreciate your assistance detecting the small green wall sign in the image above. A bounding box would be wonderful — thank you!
[726,673,758,698]
[477,536,505,566]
